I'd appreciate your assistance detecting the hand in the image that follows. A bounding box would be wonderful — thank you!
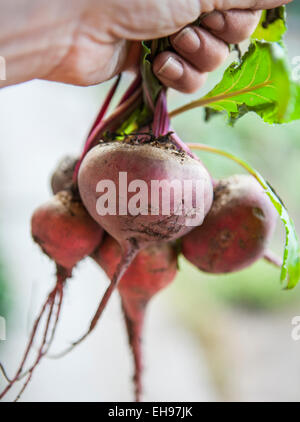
[0,0,292,91]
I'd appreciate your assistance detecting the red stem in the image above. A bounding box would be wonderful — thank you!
[151,90,197,159]
[152,89,170,137]
[73,87,143,183]
[87,75,122,137]
[118,73,142,106]
[170,132,199,160]
[264,250,282,268]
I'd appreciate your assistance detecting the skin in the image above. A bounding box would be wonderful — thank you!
[51,155,78,194]
[93,234,178,401]
[78,142,214,253]
[31,190,103,270]
[182,175,278,273]
[59,141,212,362]
[93,234,177,320]
[0,0,291,92]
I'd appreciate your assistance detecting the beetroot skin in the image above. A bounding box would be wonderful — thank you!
[93,234,178,314]
[32,190,103,271]
[182,175,277,274]
[51,155,78,195]
[93,234,178,401]
[78,141,213,254]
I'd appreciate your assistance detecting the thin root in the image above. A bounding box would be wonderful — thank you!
[48,248,138,360]
[121,298,145,402]
[0,266,67,401]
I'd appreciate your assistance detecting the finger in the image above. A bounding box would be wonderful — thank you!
[110,1,291,42]
[153,52,207,93]
[201,9,262,44]
[170,27,229,73]
[209,0,292,11]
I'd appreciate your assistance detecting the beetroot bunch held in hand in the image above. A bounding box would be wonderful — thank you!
[1,10,299,402]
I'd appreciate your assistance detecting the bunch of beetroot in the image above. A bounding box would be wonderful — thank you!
[0,43,282,402]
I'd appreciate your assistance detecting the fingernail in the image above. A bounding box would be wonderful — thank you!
[202,11,225,32]
[173,27,200,54]
[157,57,183,81]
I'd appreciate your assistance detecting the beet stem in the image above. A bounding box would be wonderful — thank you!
[88,74,122,137]
[73,87,143,183]
[118,74,142,106]
[151,90,196,159]
[171,132,198,160]
[264,250,282,268]
[152,89,170,137]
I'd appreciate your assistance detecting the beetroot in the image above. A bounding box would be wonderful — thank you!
[2,22,295,403]
[0,191,103,400]
[70,139,213,348]
[182,175,277,274]
[79,141,213,249]
[93,234,178,401]
[32,190,103,270]
[51,156,78,194]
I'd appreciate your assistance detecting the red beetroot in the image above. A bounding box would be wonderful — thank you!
[0,191,103,400]
[73,140,213,348]
[79,141,213,250]
[182,175,277,274]
[92,234,178,402]
[51,156,78,194]
[32,191,103,270]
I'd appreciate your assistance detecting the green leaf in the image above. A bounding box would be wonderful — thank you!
[189,144,300,290]
[257,179,300,290]
[202,41,295,125]
[251,6,287,42]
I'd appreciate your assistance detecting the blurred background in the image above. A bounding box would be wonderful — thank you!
[1,2,300,402]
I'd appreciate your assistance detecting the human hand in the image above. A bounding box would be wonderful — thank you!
[0,0,292,91]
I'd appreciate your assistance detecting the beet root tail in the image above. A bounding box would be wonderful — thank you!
[49,247,138,359]
[121,298,146,402]
[0,266,67,401]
